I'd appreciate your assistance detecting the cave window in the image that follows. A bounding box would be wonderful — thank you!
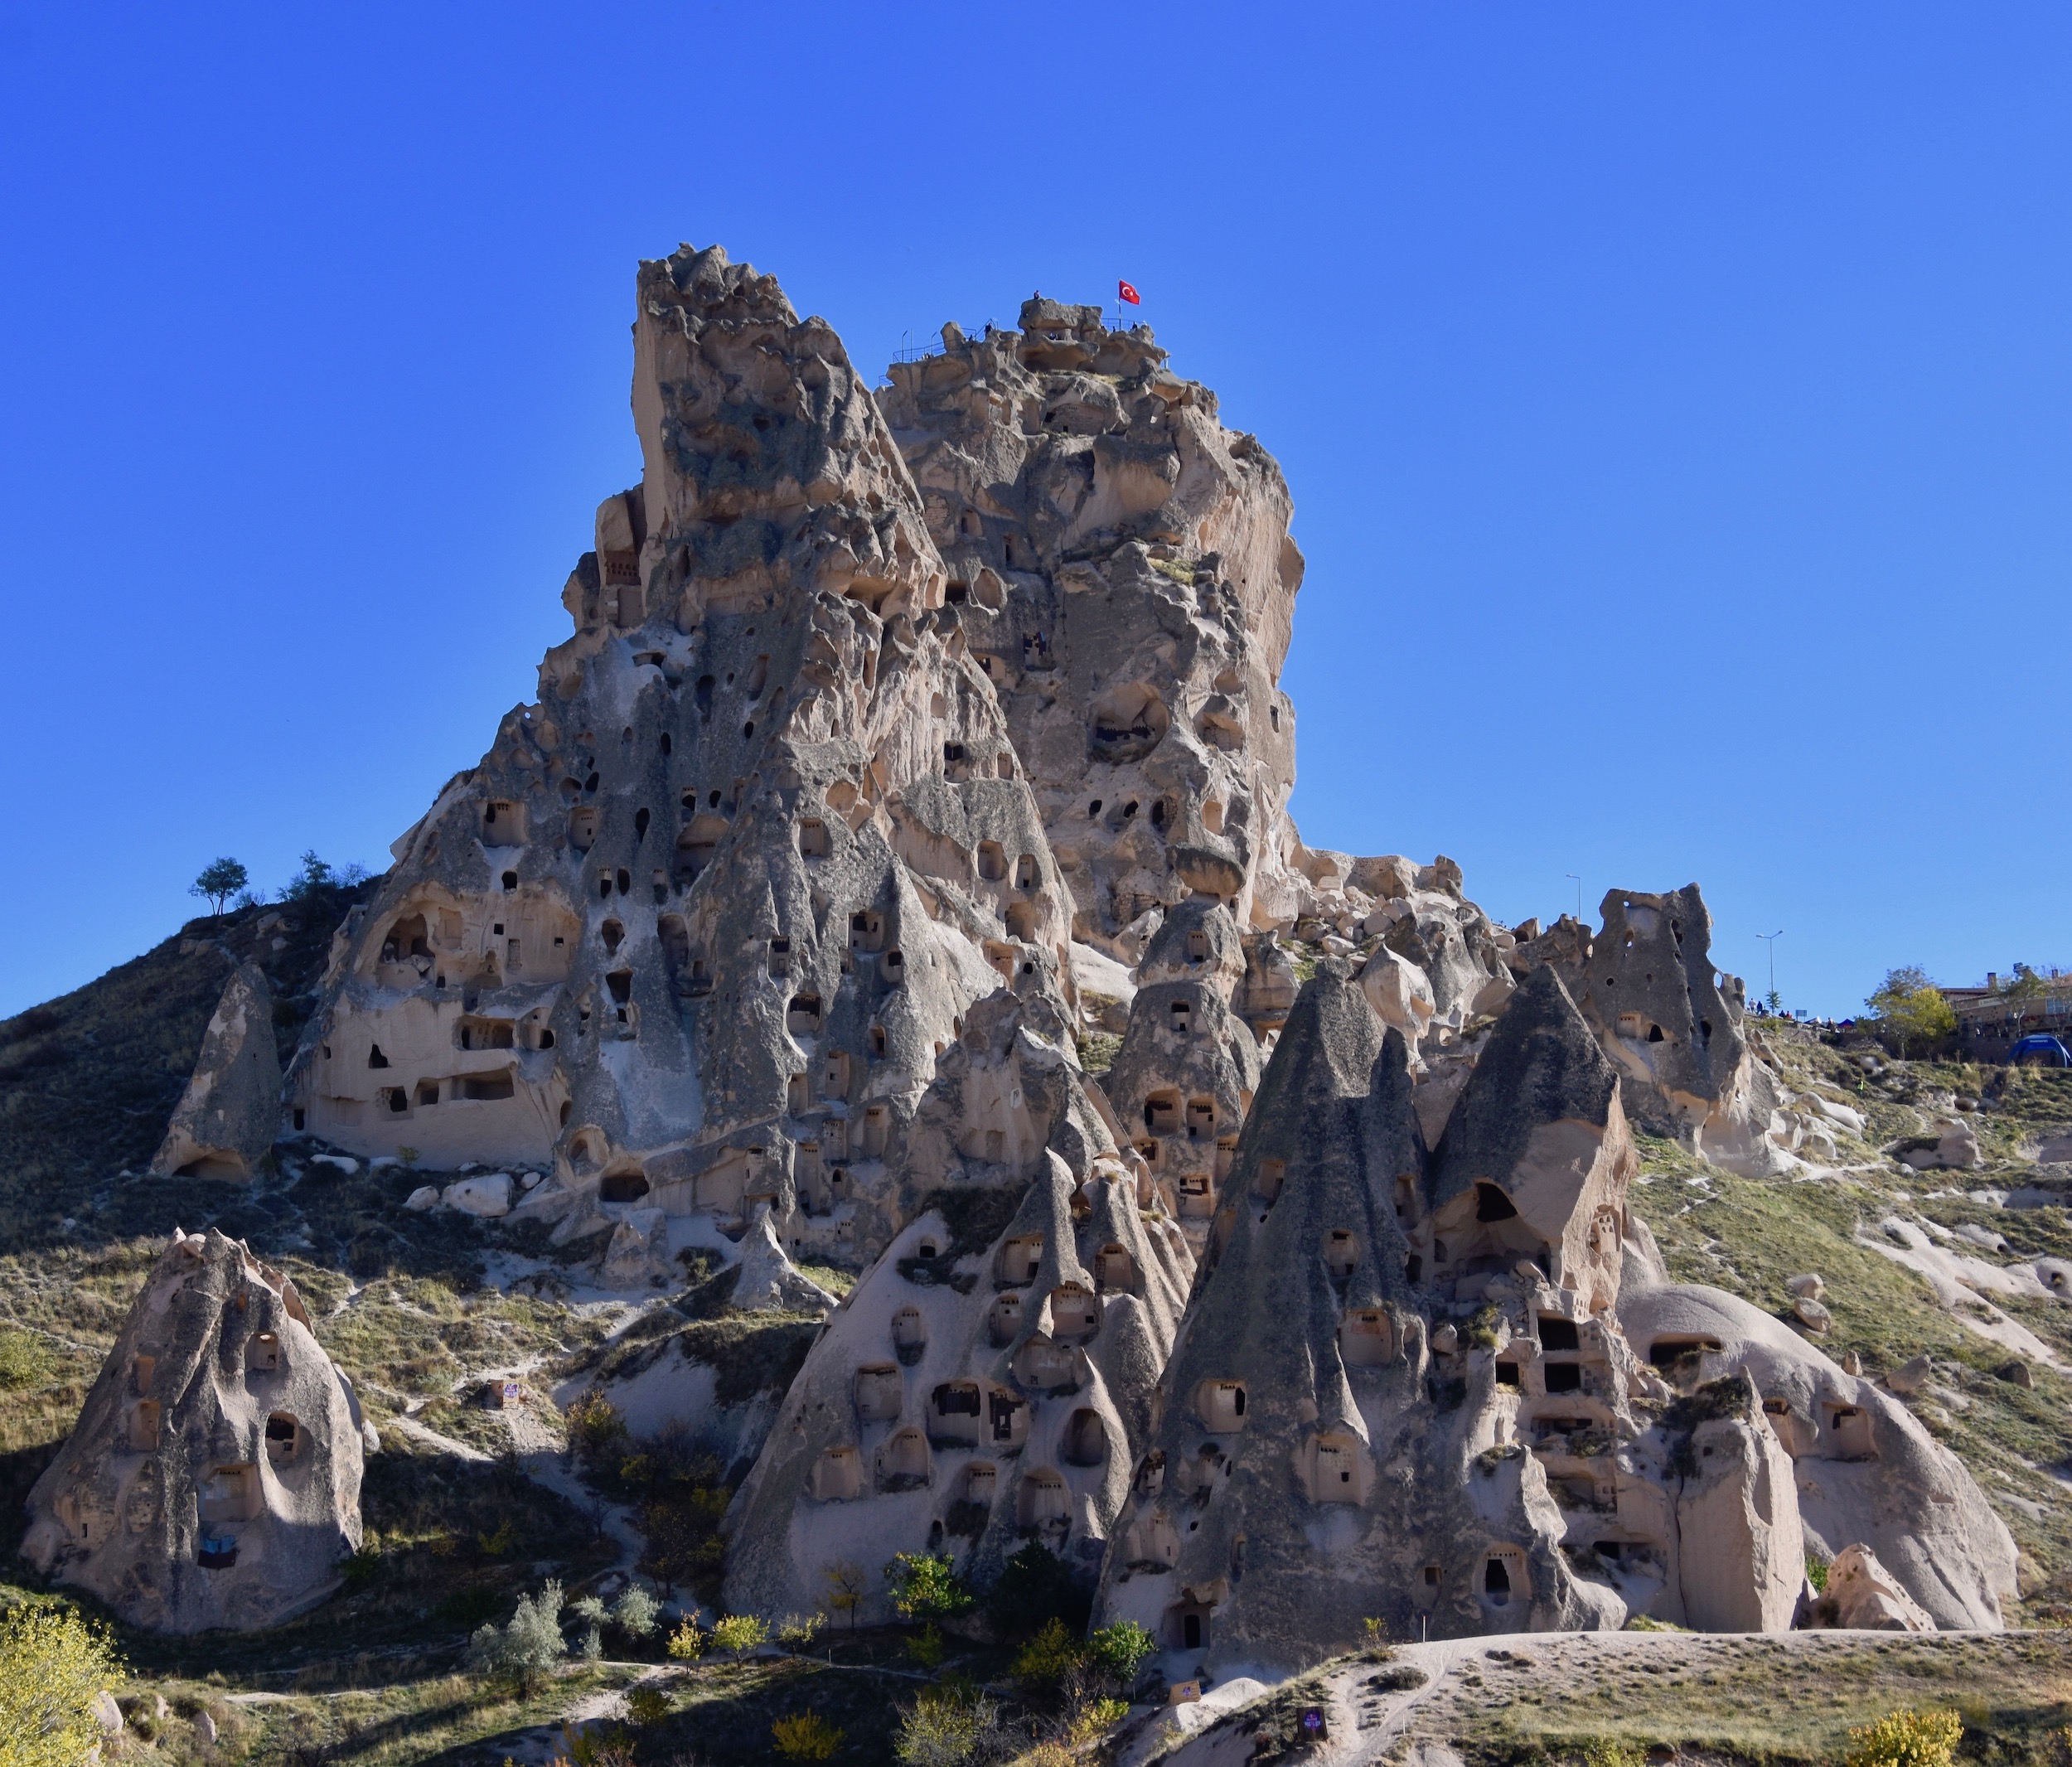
[1537,1316,1580,1352]
[787,994,822,1035]
[1474,1183,1518,1222]
[977,841,1006,881]
[1543,1363,1582,1394]
[501,870,518,892]
[367,1044,390,1069]
[1484,1557,1511,1599]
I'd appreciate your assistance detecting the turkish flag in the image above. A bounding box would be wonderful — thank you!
[1117,279,1141,306]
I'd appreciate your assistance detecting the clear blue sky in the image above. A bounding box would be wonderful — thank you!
[2,2,2065,1020]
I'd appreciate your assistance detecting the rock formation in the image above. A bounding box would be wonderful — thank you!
[85,241,2011,1658]
[149,962,281,1181]
[23,1229,366,1633]
[1091,961,2014,1676]
[724,992,1193,1620]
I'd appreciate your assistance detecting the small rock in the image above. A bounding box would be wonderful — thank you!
[1825,1542,1935,1630]
[1888,1353,1934,1395]
[1999,1359,2036,1390]
[369,1155,400,1169]
[519,1169,545,1191]
[153,1693,170,1722]
[1431,1324,1458,1354]
[1842,1350,1864,1375]
[310,1153,359,1175]
[403,1186,439,1212]
[90,1691,123,1734]
[1794,1295,1832,1333]
[1957,1222,2011,1255]
[443,1174,512,1218]
[1786,1273,1826,1300]
[194,1709,219,1745]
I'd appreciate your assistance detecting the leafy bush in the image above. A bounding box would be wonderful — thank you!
[565,1389,628,1465]
[772,1711,846,1760]
[1087,1619,1158,1687]
[1846,1709,1963,1767]
[463,1580,565,1689]
[666,1617,707,1661]
[908,1624,946,1669]
[627,1683,670,1726]
[1807,1553,1830,1594]
[0,1327,53,1392]
[885,1552,975,1621]
[0,1602,124,1767]
[894,1685,1007,1766]
[777,1611,827,1653]
[1011,1619,1082,1692]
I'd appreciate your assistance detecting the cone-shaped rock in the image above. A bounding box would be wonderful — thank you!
[150,962,282,1181]
[23,1229,365,1633]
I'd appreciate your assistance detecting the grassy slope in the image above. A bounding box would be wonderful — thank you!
[1633,1026,2072,1619]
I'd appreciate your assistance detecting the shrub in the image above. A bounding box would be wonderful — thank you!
[666,1617,707,1661]
[1807,1553,1830,1594]
[712,1613,769,1664]
[565,1390,627,1465]
[772,1711,846,1760]
[908,1624,946,1670]
[627,1683,670,1726]
[1067,1697,1130,1742]
[1087,1619,1158,1687]
[612,1584,660,1639]
[894,1685,1007,1766]
[1846,1709,1963,1767]
[580,1624,603,1663]
[1012,1618,1082,1692]
[885,1552,975,1622]
[777,1611,827,1653]
[0,1602,125,1767]
[463,1580,565,1689]
[0,1327,54,1391]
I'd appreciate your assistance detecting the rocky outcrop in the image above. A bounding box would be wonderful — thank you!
[23,1229,365,1633]
[1101,899,1263,1242]
[288,245,1082,1271]
[1617,1279,2016,1630]
[876,304,1307,957]
[149,963,281,1181]
[1094,963,1630,1677]
[723,1134,1193,1623]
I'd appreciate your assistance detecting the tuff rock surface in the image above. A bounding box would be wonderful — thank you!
[22,1229,365,1633]
[87,242,2019,1654]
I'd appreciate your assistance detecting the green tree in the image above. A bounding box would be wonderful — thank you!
[463,1580,566,1690]
[823,1559,867,1629]
[0,1602,124,1767]
[189,857,248,918]
[772,1711,845,1760]
[2001,963,2047,1000]
[611,1584,659,1639]
[884,1552,974,1622]
[1087,1619,1159,1688]
[711,1613,768,1665]
[1867,968,1957,1055]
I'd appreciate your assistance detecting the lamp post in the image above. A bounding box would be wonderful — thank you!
[1756,930,1784,1014]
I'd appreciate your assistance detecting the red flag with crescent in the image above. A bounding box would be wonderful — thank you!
[1118,279,1141,306]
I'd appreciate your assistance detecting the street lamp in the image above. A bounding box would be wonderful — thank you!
[1756,930,1784,1014]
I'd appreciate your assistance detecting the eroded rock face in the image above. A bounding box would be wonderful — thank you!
[1618,1280,2016,1630]
[723,1132,1193,1623]
[23,1229,364,1634]
[149,963,281,1182]
[876,303,1310,956]
[1102,901,1263,1242]
[1095,964,1636,1675]
[288,245,1081,1269]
